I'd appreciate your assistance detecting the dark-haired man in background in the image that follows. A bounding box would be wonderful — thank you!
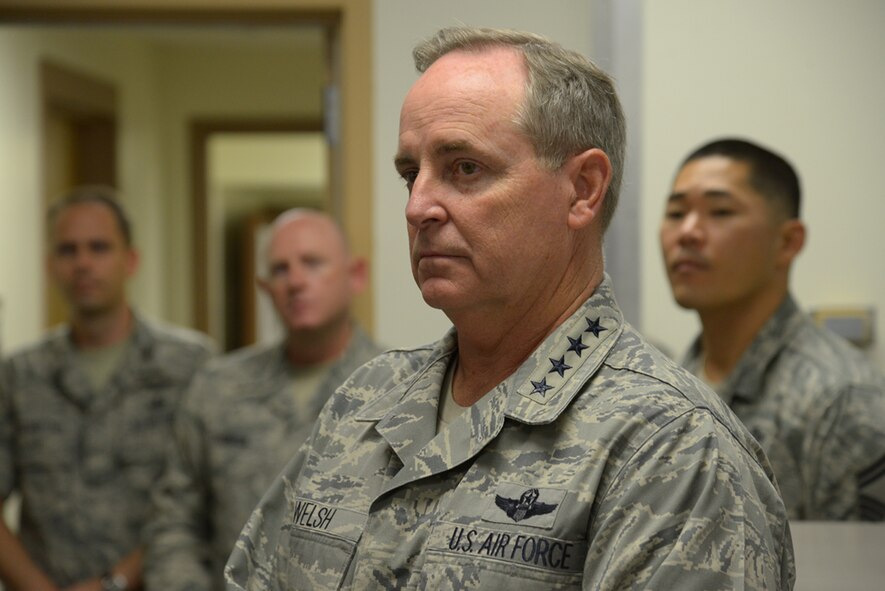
[0,187,213,591]
[660,138,885,520]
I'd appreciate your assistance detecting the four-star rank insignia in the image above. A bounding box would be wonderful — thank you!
[495,488,558,523]
[584,317,607,337]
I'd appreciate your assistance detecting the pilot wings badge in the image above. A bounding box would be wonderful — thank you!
[495,487,558,523]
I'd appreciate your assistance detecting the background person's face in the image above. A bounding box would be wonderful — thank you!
[261,215,358,334]
[659,156,786,312]
[48,202,136,317]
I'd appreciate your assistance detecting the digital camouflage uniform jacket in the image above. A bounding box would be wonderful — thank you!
[225,278,795,590]
[685,294,885,520]
[145,327,383,591]
[0,314,213,586]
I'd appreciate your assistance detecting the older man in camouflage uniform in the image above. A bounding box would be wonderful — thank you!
[226,28,795,590]
[0,187,213,591]
[661,138,885,520]
[145,210,383,590]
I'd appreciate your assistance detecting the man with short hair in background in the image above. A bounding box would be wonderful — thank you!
[226,28,794,590]
[144,209,383,590]
[660,138,885,520]
[0,186,214,591]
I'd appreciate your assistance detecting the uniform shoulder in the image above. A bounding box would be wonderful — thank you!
[1,326,68,375]
[140,316,215,353]
[785,315,883,386]
[199,341,280,378]
[596,324,762,456]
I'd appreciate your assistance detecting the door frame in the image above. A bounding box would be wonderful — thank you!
[1,0,375,333]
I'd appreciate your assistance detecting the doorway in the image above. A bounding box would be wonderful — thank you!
[41,60,118,328]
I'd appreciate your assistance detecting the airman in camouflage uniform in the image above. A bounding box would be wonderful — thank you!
[227,28,795,589]
[226,278,794,590]
[0,316,213,586]
[146,210,383,590]
[684,295,885,520]
[145,329,382,590]
[660,138,885,522]
[0,184,212,591]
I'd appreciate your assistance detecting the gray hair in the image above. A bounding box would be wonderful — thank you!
[413,27,626,231]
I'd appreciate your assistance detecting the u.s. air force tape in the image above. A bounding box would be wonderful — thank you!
[428,520,587,574]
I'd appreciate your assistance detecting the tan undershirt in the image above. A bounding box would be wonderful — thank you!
[437,357,469,432]
[287,360,336,418]
[74,337,131,391]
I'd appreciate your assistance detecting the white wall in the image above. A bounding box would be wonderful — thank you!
[640,0,885,368]
[0,28,162,354]
[372,0,596,349]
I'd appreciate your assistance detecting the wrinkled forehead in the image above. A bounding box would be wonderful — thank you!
[400,47,528,125]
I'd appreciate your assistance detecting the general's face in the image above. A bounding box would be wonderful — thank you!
[48,202,137,317]
[261,215,360,334]
[659,156,787,312]
[396,48,576,317]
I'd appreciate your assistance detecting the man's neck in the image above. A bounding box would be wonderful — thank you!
[697,287,787,384]
[452,267,603,407]
[70,305,134,350]
[286,319,353,367]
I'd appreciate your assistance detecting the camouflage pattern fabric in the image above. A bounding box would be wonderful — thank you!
[225,278,795,590]
[684,294,885,520]
[144,327,383,591]
[0,314,213,586]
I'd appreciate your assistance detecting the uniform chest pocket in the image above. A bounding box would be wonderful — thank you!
[418,521,585,591]
[273,526,357,591]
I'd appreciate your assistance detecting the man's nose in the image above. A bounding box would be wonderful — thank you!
[677,211,705,245]
[405,172,449,228]
[286,264,308,289]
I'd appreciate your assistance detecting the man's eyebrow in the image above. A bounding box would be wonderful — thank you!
[394,140,477,169]
[667,189,734,203]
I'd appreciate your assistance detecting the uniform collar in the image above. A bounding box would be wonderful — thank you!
[49,311,175,409]
[687,294,803,404]
[356,276,624,462]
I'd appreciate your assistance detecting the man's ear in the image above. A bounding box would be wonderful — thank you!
[125,248,140,278]
[256,275,271,297]
[777,219,806,268]
[349,257,369,295]
[565,148,612,230]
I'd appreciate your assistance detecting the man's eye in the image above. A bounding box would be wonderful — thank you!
[55,244,76,257]
[664,209,685,220]
[455,161,480,176]
[399,170,418,189]
[710,209,735,217]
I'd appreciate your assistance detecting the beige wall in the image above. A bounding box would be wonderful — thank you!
[640,0,885,368]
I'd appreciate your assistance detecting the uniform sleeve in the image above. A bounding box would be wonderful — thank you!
[143,375,214,591]
[808,383,885,520]
[0,361,15,499]
[224,434,313,590]
[584,409,795,591]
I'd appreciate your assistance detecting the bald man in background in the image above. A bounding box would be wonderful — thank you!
[144,209,384,590]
